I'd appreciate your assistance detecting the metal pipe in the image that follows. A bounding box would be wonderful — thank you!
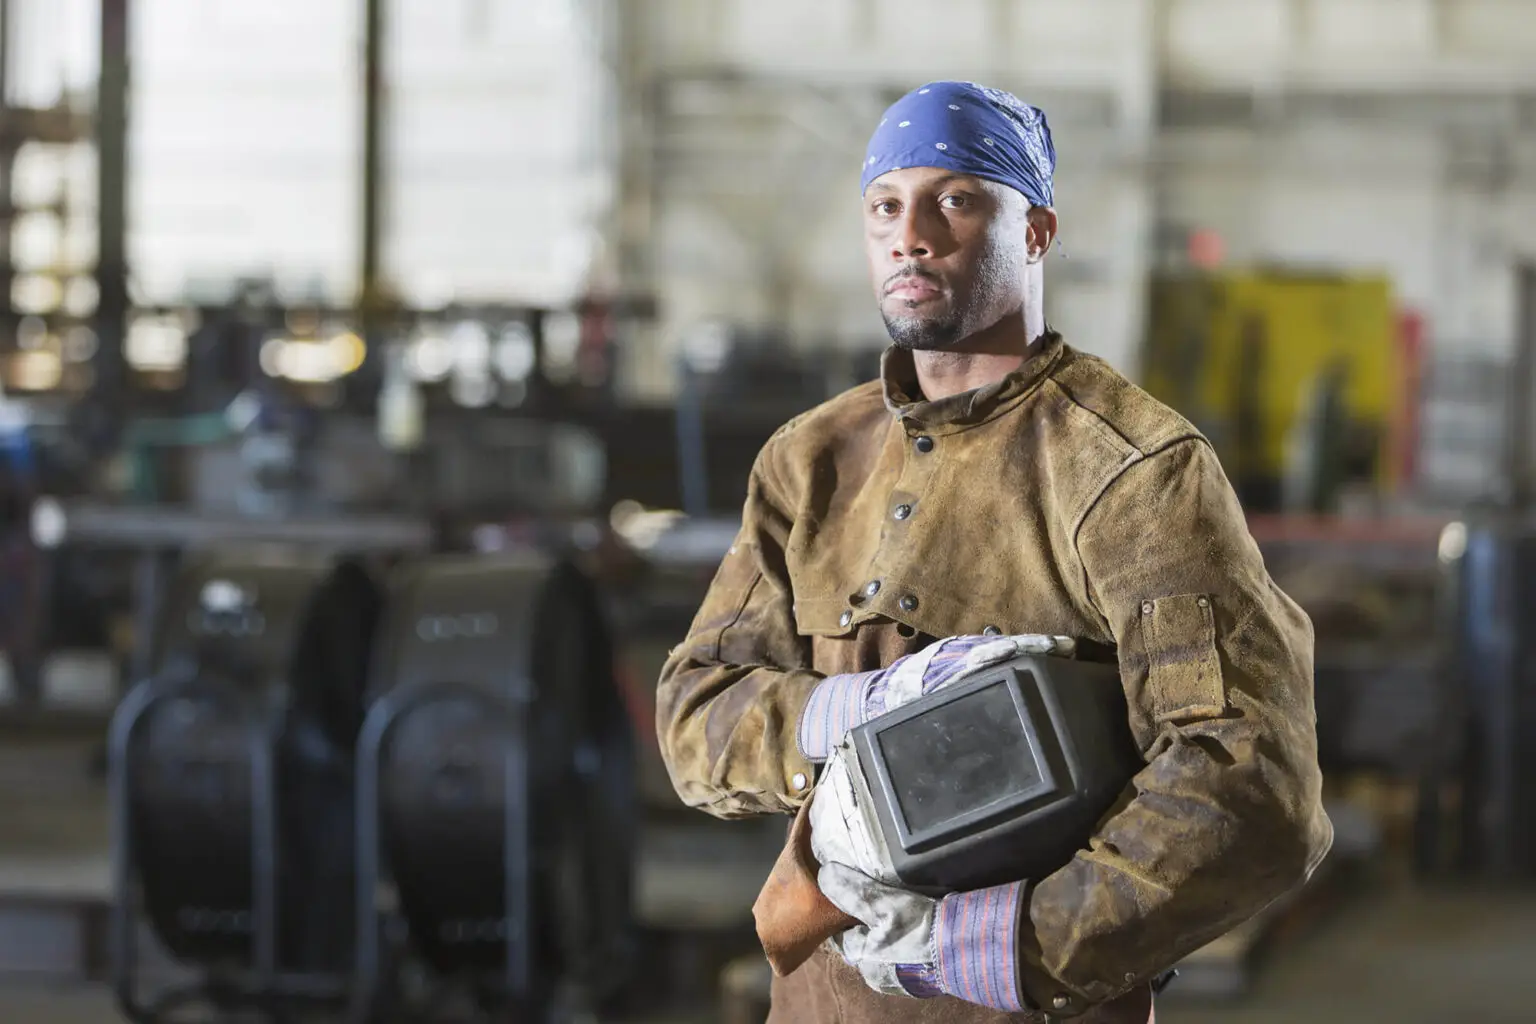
[674,356,709,518]
[0,0,10,105]
[107,674,160,1024]
[360,0,384,309]
[30,498,434,552]
[1512,264,1536,507]
[93,0,130,438]
[247,706,278,986]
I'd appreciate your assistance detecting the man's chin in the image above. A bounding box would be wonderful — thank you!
[883,313,963,351]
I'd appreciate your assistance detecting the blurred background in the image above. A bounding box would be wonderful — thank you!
[2,1,1536,1022]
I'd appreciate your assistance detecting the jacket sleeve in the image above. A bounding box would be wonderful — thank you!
[654,435,823,819]
[1017,436,1334,1015]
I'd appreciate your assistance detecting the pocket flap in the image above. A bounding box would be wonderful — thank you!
[1141,593,1226,722]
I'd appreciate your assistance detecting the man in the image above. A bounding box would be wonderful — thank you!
[656,81,1333,1023]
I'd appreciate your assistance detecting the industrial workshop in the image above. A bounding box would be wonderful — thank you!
[1,2,1536,1022]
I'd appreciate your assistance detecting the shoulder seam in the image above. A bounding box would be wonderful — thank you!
[1066,435,1211,622]
[1041,378,1138,460]
[1068,435,1212,549]
[1046,374,1197,457]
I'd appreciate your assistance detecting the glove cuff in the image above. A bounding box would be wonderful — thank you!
[894,963,944,998]
[934,882,1028,1013]
[797,670,882,761]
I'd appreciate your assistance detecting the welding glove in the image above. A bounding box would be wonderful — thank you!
[798,633,1076,761]
[819,859,1032,1012]
[807,730,1032,1012]
[806,734,1035,1012]
[811,732,1034,1014]
[804,633,1078,1012]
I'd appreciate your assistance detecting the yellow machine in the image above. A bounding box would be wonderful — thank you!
[1141,270,1404,512]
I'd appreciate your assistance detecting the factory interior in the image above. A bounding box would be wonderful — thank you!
[3,1,1536,1022]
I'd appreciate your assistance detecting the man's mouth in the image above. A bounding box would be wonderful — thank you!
[886,276,944,302]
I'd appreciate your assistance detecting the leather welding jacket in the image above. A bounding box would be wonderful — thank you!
[655,333,1334,1022]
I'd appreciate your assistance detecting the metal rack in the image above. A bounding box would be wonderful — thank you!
[108,663,353,1024]
[350,681,534,1024]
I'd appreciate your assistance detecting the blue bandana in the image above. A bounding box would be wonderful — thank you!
[861,81,1056,208]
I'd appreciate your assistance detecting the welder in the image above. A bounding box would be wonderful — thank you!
[657,80,1333,1023]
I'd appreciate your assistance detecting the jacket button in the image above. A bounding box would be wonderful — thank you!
[1141,601,1154,616]
[893,503,913,521]
[839,610,853,628]
[1052,994,1072,1011]
[791,772,808,791]
[915,435,934,453]
[899,595,918,612]
[864,580,881,598]
[983,625,1002,636]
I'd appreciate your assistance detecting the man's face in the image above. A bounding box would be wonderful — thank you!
[863,167,1032,351]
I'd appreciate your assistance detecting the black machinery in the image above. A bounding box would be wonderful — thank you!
[109,551,383,1021]
[1434,517,1536,880]
[354,553,638,1022]
[108,547,639,1024]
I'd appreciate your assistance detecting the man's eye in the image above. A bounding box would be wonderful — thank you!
[871,199,899,216]
[940,194,969,209]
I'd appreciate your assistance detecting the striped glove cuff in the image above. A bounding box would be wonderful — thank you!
[933,881,1028,1013]
[797,670,883,761]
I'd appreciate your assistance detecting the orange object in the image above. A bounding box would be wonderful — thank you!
[753,795,860,977]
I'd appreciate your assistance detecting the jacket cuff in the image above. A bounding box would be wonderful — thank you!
[796,671,881,761]
[934,881,1028,1013]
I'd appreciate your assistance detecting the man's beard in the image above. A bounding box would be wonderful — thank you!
[882,308,967,351]
[879,244,1012,351]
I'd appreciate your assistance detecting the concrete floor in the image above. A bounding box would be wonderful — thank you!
[3,734,1531,1023]
[5,877,1536,1024]
[1160,877,1536,1024]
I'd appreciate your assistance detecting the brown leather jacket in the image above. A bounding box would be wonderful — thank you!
[656,334,1333,1021]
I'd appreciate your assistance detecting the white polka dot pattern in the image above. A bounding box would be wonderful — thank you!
[859,81,1056,207]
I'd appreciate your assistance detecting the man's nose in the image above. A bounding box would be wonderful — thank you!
[891,208,934,260]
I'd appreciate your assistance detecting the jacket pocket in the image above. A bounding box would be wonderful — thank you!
[1140,593,1227,722]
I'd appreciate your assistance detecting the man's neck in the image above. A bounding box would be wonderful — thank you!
[911,310,1046,402]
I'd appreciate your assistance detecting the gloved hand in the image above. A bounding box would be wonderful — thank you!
[798,633,1075,761]
[818,859,1032,1013]
[802,633,1077,1011]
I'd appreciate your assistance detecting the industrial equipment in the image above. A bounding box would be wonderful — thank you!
[109,551,383,1022]
[1432,517,1536,881]
[354,553,637,1022]
[1143,271,1406,512]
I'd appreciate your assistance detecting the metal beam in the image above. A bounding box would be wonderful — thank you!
[30,498,434,552]
[1511,264,1536,507]
[0,0,13,349]
[360,0,385,311]
[92,0,130,440]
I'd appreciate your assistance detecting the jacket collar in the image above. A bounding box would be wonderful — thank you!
[880,331,1065,432]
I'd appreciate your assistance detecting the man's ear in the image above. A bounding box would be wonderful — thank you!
[1026,206,1059,264]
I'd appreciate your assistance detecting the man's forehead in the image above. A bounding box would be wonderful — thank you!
[865,168,1022,203]
[866,169,980,192]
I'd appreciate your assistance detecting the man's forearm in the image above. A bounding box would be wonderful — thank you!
[1011,695,1332,1013]
[656,654,823,818]
[889,712,1326,1015]
[1027,436,1333,1013]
